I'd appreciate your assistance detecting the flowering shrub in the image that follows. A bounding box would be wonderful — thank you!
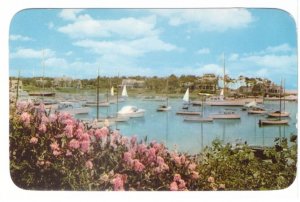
[9,102,297,191]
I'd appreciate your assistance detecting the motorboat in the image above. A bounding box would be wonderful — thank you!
[117,106,145,118]
[157,105,172,112]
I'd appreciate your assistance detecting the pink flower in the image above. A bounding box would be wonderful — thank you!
[173,174,181,182]
[191,171,200,180]
[180,155,186,164]
[50,141,59,151]
[219,184,226,190]
[130,136,137,146]
[69,139,80,149]
[178,179,186,190]
[208,176,215,183]
[29,137,38,144]
[133,159,145,172]
[41,115,49,124]
[75,128,84,139]
[49,114,57,122]
[95,127,109,139]
[173,156,181,165]
[188,163,197,171]
[66,150,72,157]
[85,160,93,169]
[137,143,147,153]
[80,140,90,153]
[170,181,178,191]
[64,124,73,138]
[81,133,90,141]
[111,174,125,191]
[53,150,61,156]
[39,123,47,133]
[20,112,31,127]
[123,152,133,165]
[156,156,164,165]
[63,118,74,126]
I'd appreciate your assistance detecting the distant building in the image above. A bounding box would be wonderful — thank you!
[9,79,23,93]
[196,74,218,94]
[35,78,48,87]
[121,79,145,88]
[53,76,73,88]
[265,83,282,97]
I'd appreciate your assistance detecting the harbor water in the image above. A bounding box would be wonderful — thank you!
[76,98,297,154]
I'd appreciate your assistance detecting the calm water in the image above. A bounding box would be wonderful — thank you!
[76,98,297,154]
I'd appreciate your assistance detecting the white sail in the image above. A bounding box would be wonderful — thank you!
[245,101,257,108]
[219,89,224,101]
[183,88,189,102]
[121,85,128,97]
[111,87,114,96]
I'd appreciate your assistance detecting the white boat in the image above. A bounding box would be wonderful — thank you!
[182,88,190,109]
[121,85,128,97]
[118,106,145,118]
[209,110,241,119]
[248,107,267,114]
[268,111,290,118]
[83,101,110,107]
[56,102,90,115]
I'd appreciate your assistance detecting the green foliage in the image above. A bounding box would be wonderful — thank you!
[197,138,297,190]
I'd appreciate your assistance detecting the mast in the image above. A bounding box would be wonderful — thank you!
[279,79,282,113]
[166,78,169,106]
[96,67,100,120]
[283,79,286,111]
[223,53,226,98]
[41,50,45,101]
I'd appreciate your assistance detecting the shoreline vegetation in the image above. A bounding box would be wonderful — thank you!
[10,102,297,191]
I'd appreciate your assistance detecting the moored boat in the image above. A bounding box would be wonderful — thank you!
[259,119,288,126]
[184,116,213,122]
[209,110,241,119]
[118,106,145,118]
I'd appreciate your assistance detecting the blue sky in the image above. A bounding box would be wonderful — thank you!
[9,8,297,89]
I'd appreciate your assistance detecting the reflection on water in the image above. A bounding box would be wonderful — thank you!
[76,98,297,154]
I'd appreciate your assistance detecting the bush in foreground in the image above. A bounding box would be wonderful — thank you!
[9,102,297,190]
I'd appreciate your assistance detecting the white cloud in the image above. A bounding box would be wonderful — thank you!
[228,53,239,61]
[9,34,32,41]
[196,48,210,55]
[10,48,55,59]
[152,9,254,32]
[265,43,294,53]
[241,54,296,69]
[73,36,178,57]
[58,15,159,39]
[44,57,68,68]
[58,9,84,21]
[48,22,54,29]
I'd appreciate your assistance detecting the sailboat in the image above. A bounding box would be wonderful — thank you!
[177,88,201,115]
[157,79,172,112]
[259,80,289,126]
[182,88,190,109]
[267,80,290,118]
[184,95,213,122]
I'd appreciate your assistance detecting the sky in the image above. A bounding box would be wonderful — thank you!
[9,8,297,89]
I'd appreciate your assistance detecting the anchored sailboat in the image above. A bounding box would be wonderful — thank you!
[157,79,172,112]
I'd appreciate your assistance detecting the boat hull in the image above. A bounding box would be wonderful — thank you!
[209,114,241,119]
[176,111,201,115]
[259,119,288,126]
[184,117,213,122]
